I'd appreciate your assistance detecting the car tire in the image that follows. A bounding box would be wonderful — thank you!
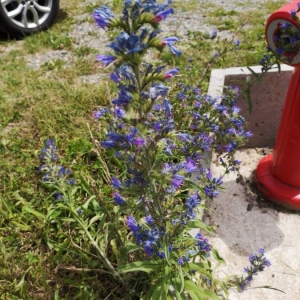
[0,0,60,38]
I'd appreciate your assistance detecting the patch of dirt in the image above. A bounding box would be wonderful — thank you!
[236,168,300,215]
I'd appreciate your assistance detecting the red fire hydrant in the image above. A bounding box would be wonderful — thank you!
[256,0,300,209]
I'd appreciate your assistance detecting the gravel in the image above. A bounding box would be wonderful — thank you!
[0,0,272,76]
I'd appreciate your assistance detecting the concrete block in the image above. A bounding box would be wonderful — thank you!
[208,65,294,148]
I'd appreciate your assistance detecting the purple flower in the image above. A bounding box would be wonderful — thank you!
[153,8,174,23]
[291,9,297,18]
[276,47,284,56]
[96,54,117,67]
[144,245,154,256]
[108,32,146,54]
[110,72,120,83]
[113,192,126,205]
[68,178,76,185]
[93,6,114,29]
[170,174,185,189]
[145,214,154,226]
[234,39,241,48]
[195,233,211,255]
[111,176,122,189]
[244,131,253,138]
[93,107,109,119]
[178,257,184,266]
[184,159,198,173]
[224,141,237,152]
[185,192,201,209]
[127,215,138,232]
[177,133,190,142]
[114,107,126,118]
[40,139,58,162]
[150,83,169,100]
[101,140,117,149]
[231,105,241,114]
[161,37,181,57]
[112,88,132,106]
[211,29,217,39]
[133,137,145,147]
[164,68,180,79]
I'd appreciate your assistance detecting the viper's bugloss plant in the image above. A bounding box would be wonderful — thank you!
[38,0,271,299]
[235,248,271,292]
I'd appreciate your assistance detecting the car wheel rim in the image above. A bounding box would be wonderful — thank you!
[1,0,53,29]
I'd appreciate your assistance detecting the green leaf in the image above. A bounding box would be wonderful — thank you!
[246,91,253,114]
[188,262,213,279]
[60,217,76,223]
[162,265,170,298]
[11,221,31,231]
[164,234,171,265]
[88,214,102,228]
[170,278,187,300]
[0,197,13,215]
[22,206,45,221]
[82,195,96,209]
[247,66,259,79]
[178,265,185,294]
[80,176,92,196]
[211,248,225,264]
[118,260,162,274]
[124,241,142,254]
[187,218,214,233]
[185,280,219,300]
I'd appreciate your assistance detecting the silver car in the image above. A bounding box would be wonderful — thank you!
[0,0,59,37]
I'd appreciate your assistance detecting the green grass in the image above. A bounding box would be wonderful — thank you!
[0,0,285,298]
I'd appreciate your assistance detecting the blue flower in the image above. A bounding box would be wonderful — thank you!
[40,139,58,162]
[276,47,284,56]
[291,9,297,18]
[178,257,184,265]
[93,6,114,29]
[239,249,271,291]
[93,107,110,119]
[96,54,117,66]
[195,233,211,255]
[112,88,133,106]
[184,159,198,173]
[108,32,146,54]
[150,83,169,100]
[133,137,145,147]
[113,192,126,205]
[145,214,154,226]
[234,39,240,46]
[164,68,180,79]
[110,72,120,83]
[161,37,181,57]
[111,176,123,188]
[170,174,185,189]
[153,8,174,23]
[127,215,139,233]
[114,107,126,118]
[211,29,217,39]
